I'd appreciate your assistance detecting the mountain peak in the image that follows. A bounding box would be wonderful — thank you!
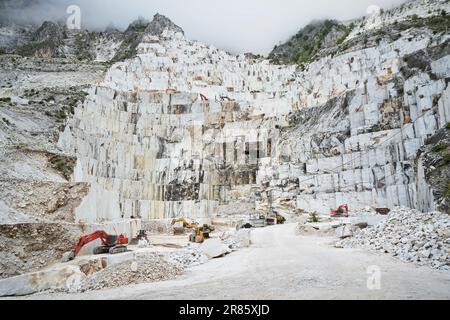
[145,13,184,36]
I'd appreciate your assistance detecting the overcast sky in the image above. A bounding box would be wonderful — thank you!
[1,0,408,54]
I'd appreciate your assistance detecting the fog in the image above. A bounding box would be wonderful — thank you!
[0,0,408,54]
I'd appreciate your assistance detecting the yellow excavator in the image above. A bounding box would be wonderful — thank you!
[171,218,198,229]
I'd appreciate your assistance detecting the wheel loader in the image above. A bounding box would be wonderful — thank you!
[188,224,215,243]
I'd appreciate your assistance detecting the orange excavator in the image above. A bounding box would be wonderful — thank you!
[62,230,129,262]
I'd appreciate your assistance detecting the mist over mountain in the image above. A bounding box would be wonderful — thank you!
[0,0,407,54]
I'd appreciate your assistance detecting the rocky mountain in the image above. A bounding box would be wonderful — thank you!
[269,1,449,67]
[0,13,185,63]
[146,13,184,36]
[269,19,352,66]
[16,21,65,58]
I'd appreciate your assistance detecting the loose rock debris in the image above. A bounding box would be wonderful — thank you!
[0,222,81,279]
[79,253,184,292]
[166,247,209,268]
[336,208,450,270]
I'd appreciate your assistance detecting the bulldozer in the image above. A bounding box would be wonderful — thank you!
[62,230,129,262]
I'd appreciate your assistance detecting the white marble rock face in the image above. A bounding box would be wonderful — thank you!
[60,1,450,222]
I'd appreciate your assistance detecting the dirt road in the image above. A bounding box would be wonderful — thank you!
[27,223,450,299]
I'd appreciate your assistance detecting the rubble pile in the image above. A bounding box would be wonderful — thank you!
[166,246,208,268]
[79,253,183,291]
[338,208,450,270]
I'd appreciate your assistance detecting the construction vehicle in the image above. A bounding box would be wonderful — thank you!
[276,214,286,224]
[249,213,266,228]
[188,224,215,243]
[376,208,391,215]
[171,218,198,229]
[62,230,129,262]
[171,218,201,235]
[266,213,286,225]
[330,204,349,217]
[266,216,276,225]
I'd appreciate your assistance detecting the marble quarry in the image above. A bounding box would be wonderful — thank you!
[59,2,450,224]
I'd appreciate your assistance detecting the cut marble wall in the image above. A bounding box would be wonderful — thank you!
[60,1,450,221]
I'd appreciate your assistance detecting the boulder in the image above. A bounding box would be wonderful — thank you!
[0,265,85,297]
[335,225,353,239]
[235,229,251,248]
[200,238,231,258]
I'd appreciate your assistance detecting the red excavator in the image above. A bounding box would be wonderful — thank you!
[62,230,129,262]
[330,204,349,217]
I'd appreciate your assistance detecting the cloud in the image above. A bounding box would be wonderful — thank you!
[0,0,408,54]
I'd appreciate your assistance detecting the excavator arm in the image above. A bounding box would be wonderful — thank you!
[171,218,198,229]
[62,230,109,262]
[73,230,109,256]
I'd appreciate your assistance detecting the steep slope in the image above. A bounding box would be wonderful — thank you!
[269,0,449,67]
[269,19,352,66]
[420,125,450,213]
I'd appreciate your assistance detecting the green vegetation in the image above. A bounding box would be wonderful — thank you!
[74,32,96,61]
[336,23,355,45]
[111,32,143,63]
[55,109,67,120]
[443,153,450,165]
[48,154,76,180]
[432,144,447,153]
[446,183,450,199]
[445,122,450,130]
[269,20,350,65]
[13,143,28,150]
[16,38,55,57]
[397,13,450,34]
[271,11,450,67]
[111,18,149,63]
[307,212,321,223]
[44,95,55,102]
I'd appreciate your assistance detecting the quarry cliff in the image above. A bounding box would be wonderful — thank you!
[53,0,450,223]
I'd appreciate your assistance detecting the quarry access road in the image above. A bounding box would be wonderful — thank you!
[30,223,450,300]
